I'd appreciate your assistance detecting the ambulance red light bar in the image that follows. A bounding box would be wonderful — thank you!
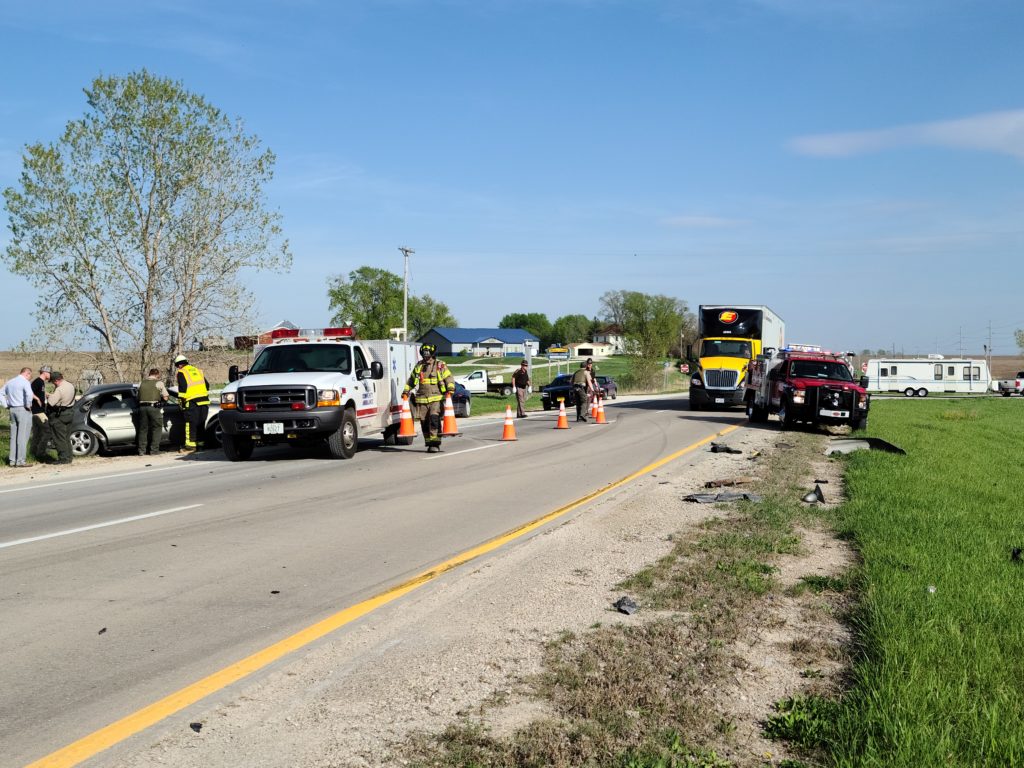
[270,328,300,339]
[321,327,355,337]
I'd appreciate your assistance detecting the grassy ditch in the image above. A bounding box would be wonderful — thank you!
[401,431,830,767]
[823,399,1024,767]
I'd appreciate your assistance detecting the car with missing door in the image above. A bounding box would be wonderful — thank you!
[67,383,221,457]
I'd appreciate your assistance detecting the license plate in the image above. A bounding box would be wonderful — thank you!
[263,422,284,435]
[715,398,725,404]
[820,409,849,418]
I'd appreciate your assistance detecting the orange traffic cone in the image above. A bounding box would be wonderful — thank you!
[596,397,608,424]
[555,398,570,429]
[441,393,460,436]
[501,404,517,441]
[590,393,599,419]
[398,396,416,438]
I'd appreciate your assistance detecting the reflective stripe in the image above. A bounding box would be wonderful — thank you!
[180,365,208,402]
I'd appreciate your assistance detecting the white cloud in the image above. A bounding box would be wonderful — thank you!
[660,214,745,228]
[789,109,1024,160]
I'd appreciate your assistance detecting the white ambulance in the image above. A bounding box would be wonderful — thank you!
[218,327,419,461]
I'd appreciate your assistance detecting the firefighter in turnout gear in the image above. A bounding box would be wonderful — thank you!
[402,343,453,452]
[173,354,210,452]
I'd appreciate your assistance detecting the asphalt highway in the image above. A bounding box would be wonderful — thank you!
[0,394,746,767]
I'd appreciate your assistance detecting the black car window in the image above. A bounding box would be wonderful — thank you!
[95,393,136,411]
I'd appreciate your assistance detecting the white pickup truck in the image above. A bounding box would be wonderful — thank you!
[218,328,419,460]
[453,368,513,396]
[996,371,1024,396]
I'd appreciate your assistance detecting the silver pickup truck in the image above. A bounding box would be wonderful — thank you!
[997,371,1024,396]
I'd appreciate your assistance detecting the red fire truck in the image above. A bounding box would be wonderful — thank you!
[745,345,870,430]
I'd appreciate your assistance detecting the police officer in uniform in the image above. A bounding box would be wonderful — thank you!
[571,361,592,422]
[46,372,76,464]
[173,355,210,452]
[402,343,453,453]
[137,367,170,455]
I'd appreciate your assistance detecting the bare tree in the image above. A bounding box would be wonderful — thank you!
[3,70,291,380]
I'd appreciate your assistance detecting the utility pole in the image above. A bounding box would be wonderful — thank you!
[398,246,414,342]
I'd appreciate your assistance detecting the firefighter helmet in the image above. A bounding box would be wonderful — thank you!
[419,344,436,357]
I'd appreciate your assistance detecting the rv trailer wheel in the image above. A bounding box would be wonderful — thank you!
[903,388,915,397]
[915,388,928,398]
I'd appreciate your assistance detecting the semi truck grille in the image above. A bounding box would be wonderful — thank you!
[240,386,315,410]
[704,369,739,388]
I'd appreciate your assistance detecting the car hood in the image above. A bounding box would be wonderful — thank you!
[226,372,348,391]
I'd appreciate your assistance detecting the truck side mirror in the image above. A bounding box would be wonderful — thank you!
[859,376,869,388]
[229,365,239,382]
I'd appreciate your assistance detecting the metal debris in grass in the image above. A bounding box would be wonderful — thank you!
[612,596,639,615]
[825,437,905,456]
[802,485,826,504]
[684,491,762,503]
[704,476,756,488]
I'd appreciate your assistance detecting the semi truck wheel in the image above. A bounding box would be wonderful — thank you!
[327,408,358,459]
[223,435,254,461]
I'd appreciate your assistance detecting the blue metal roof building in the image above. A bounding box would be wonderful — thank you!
[419,327,540,357]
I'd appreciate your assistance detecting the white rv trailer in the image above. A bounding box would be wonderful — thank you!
[864,357,990,397]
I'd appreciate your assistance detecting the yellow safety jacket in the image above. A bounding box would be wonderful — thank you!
[403,360,452,405]
[177,365,210,405]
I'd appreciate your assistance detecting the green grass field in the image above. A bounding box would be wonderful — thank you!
[828,398,1024,766]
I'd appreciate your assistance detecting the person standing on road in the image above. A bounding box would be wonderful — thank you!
[29,365,52,462]
[512,359,531,418]
[46,371,76,465]
[571,361,592,422]
[402,343,453,453]
[173,355,210,453]
[3,367,34,467]
[137,367,170,456]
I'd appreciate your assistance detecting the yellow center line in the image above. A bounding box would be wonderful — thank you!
[25,423,740,768]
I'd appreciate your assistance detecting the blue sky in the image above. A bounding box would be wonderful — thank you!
[2,0,1022,355]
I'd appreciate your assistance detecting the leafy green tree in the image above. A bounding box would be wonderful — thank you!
[601,291,689,388]
[2,70,290,380]
[551,314,592,346]
[327,266,455,340]
[498,312,552,349]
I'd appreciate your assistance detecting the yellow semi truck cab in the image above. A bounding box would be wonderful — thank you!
[689,305,784,411]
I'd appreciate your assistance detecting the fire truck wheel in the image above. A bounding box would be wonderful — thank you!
[222,435,254,461]
[328,408,358,459]
[778,406,793,430]
[852,416,868,431]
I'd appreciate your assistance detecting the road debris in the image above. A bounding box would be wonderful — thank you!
[190,722,203,733]
[612,596,639,615]
[709,442,742,454]
[684,491,762,503]
[704,476,756,488]
[825,437,905,456]
[802,485,826,504]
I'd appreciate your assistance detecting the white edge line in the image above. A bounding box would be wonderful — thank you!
[0,464,191,495]
[0,504,203,550]
[423,442,509,460]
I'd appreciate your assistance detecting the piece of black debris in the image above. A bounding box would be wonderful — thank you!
[813,479,829,484]
[98,627,107,635]
[190,722,203,733]
[684,491,762,503]
[613,596,639,615]
[709,442,742,454]
[1012,547,1022,563]
[802,484,826,504]
[825,437,906,456]
[271,590,280,594]
[704,476,755,488]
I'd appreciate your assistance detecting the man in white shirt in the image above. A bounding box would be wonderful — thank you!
[2,368,34,467]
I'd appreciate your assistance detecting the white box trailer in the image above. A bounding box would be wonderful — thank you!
[864,357,990,397]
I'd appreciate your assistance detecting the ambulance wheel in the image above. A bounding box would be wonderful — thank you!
[328,408,358,459]
[223,435,254,461]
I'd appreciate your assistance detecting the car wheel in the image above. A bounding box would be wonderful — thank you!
[915,388,928,398]
[223,434,254,461]
[611,391,617,400]
[542,401,552,411]
[903,388,915,397]
[70,429,100,457]
[204,418,222,449]
[327,408,358,459]
[462,400,471,417]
